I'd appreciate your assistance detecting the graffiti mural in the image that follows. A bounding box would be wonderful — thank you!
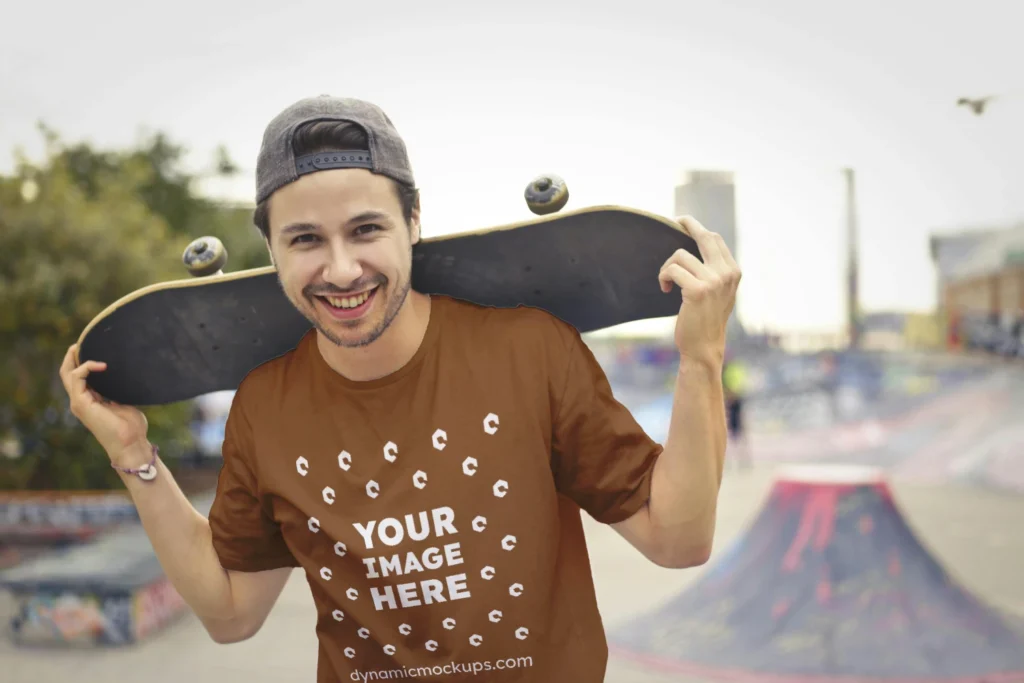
[10,578,189,646]
[133,578,188,641]
[13,591,135,645]
[1,506,202,647]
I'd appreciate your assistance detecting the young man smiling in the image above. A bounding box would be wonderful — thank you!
[60,95,741,682]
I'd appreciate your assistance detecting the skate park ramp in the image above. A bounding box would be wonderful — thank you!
[623,349,1024,493]
[0,495,214,647]
[607,464,1024,681]
[606,348,1024,682]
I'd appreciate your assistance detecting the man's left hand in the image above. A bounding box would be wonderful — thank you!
[658,215,741,366]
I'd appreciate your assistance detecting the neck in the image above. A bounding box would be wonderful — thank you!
[315,290,433,382]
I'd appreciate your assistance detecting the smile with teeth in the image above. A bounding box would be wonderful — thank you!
[322,287,376,309]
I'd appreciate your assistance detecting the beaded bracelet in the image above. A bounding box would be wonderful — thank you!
[111,443,159,481]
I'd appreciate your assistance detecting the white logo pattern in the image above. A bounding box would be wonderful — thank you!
[297,412,529,659]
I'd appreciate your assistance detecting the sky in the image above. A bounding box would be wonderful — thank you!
[2,0,1022,337]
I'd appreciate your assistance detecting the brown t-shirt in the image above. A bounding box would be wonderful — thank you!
[208,295,662,682]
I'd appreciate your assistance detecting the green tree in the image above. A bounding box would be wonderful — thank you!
[54,126,269,272]
[0,125,266,490]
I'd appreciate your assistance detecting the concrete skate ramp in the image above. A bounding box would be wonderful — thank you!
[0,492,139,544]
[608,465,1024,681]
[0,494,214,646]
[626,355,1024,492]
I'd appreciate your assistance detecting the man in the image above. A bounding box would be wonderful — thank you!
[60,95,740,682]
[722,353,751,469]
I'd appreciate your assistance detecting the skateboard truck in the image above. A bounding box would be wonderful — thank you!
[182,236,228,277]
[524,174,569,215]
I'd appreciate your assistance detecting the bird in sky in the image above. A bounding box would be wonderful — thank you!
[956,95,995,115]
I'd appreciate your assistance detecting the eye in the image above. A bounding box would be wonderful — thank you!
[354,223,383,236]
[290,233,319,245]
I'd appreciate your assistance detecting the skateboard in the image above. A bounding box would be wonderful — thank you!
[76,175,701,406]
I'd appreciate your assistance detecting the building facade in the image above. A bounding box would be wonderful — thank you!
[930,222,1024,353]
[674,170,743,337]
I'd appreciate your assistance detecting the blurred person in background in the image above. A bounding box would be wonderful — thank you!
[723,352,751,469]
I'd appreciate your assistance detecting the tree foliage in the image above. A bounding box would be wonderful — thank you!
[0,124,268,490]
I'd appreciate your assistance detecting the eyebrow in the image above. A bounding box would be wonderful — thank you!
[279,211,391,236]
[280,222,319,235]
[346,210,390,226]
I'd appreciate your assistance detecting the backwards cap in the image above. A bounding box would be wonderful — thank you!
[255,94,415,204]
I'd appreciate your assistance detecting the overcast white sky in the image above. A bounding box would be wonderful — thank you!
[2,0,1022,336]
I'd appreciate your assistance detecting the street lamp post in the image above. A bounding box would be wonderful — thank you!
[844,167,861,349]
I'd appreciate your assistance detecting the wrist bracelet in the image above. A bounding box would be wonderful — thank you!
[111,443,159,481]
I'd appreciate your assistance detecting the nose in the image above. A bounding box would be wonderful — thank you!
[321,240,363,289]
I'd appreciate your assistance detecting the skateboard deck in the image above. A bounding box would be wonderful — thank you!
[76,205,700,406]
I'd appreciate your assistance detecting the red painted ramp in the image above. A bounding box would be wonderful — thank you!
[608,465,1024,682]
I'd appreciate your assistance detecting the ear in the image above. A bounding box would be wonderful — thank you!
[409,195,422,245]
[264,237,277,267]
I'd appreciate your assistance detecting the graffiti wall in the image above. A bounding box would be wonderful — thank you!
[13,590,136,645]
[10,578,188,646]
[0,507,205,647]
[133,578,188,641]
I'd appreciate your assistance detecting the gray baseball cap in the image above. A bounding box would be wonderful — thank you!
[254,94,415,205]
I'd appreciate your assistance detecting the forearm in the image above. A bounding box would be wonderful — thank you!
[114,443,238,627]
[647,357,727,555]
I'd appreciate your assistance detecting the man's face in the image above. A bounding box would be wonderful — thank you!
[265,168,420,349]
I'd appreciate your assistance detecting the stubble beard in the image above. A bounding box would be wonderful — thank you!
[278,270,413,350]
[316,274,412,349]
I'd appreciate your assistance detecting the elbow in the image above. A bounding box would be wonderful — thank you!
[202,616,261,645]
[207,629,251,645]
[653,540,713,569]
[678,541,713,567]
[649,519,716,569]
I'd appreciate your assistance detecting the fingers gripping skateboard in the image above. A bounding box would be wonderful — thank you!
[182,236,228,277]
[524,174,569,215]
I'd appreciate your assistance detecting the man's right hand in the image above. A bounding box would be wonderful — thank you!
[58,345,291,643]
[60,344,151,467]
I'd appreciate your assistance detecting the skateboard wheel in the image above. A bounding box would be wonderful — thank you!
[182,237,227,277]
[524,174,569,215]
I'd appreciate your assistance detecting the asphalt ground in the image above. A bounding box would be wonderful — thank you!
[4,460,1024,683]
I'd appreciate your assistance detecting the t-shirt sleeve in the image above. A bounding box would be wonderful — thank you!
[549,321,664,525]
[207,390,299,572]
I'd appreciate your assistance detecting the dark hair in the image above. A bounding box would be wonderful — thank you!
[253,120,419,239]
